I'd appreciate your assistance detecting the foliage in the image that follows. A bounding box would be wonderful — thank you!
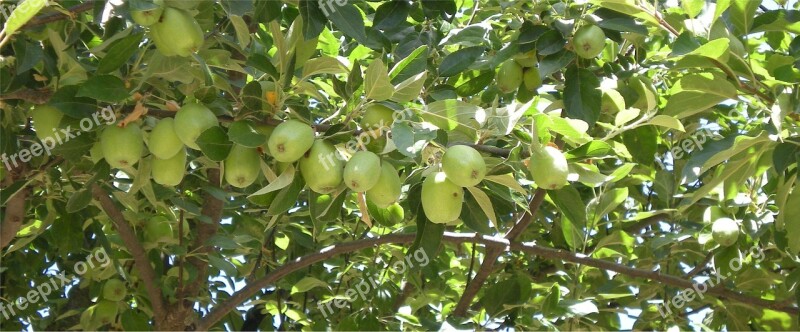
[1,0,799,330]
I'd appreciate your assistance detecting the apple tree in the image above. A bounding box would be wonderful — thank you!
[1,0,799,330]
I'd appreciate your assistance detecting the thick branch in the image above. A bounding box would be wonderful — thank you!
[180,168,224,302]
[453,188,548,315]
[0,164,29,249]
[196,232,798,329]
[24,2,95,29]
[91,183,166,323]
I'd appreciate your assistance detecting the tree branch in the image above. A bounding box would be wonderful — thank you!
[196,232,798,330]
[91,183,166,323]
[453,188,548,316]
[24,2,95,29]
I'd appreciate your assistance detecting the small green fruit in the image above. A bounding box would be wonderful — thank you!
[150,7,203,57]
[366,162,402,208]
[529,145,569,190]
[144,216,173,243]
[131,0,164,26]
[102,279,127,301]
[497,60,524,94]
[361,104,395,131]
[442,145,486,187]
[30,105,63,142]
[151,149,186,186]
[386,203,405,224]
[712,217,739,247]
[101,124,144,169]
[514,51,538,67]
[173,103,218,150]
[224,145,261,188]
[92,300,118,326]
[148,118,184,159]
[344,151,382,192]
[421,172,463,224]
[522,67,542,92]
[573,25,606,59]
[300,140,344,194]
[600,88,625,114]
[268,120,315,163]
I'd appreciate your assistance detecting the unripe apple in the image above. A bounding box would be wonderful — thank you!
[421,172,463,224]
[497,59,524,94]
[151,149,186,186]
[268,120,315,163]
[529,145,569,190]
[30,105,63,142]
[712,217,739,247]
[360,104,395,132]
[573,25,606,59]
[442,145,486,187]
[144,216,173,244]
[300,140,344,194]
[514,51,538,68]
[344,151,382,192]
[102,279,127,301]
[224,144,261,188]
[522,67,542,92]
[366,162,402,208]
[173,103,218,150]
[150,7,204,57]
[92,300,118,326]
[148,118,184,159]
[101,124,144,169]
[131,0,164,26]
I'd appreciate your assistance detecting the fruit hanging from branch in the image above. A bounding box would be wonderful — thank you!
[101,124,144,169]
[151,149,186,186]
[366,162,402,208]
[149,7,204,57]
[268,120,315,163]
[344,151,382,192]
[573,24,606,59]
[224,144,261,188]
[148,118,184,159]
[442,145,486,187]
[173,103,218,150]
[529,145,569,190]
[300,140,344,194]
[712,217,739,247]
[421,172,463,224]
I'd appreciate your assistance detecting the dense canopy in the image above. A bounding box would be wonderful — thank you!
[1,0,800,330]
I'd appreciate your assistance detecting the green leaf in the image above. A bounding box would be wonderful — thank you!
[302,56,348,78]
[76,75,129,102]
[326,4,368,45]
[438,46,484,77]
[229,15,251,49]
[49,85,96,119]
[208,254,237,277]
[66,189,93,213]
[728,0,760,35]
[246,53,279,80]
[646,115,685,132]
[290,277,329,295]
[196,127,232,161]
[97,33,144,74]
[228,120,267,148]
[3,0,47,36]
[590,188,628,224]
[390,45,428,83]
[267,175,305,216]
[550,186,588,231]
[564,66,601,127]
[392,123,436,158]
[373,0,411,30]
[565,141,615,161]
[364,59,394,101]
[391,72,427,103]
[299,0,327,40]
[249,164,296,197]
[421,100,486,140]
[465,186,497,228]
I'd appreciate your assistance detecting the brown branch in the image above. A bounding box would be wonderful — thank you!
[0,163,29,249]
[91,183,166,323]
[685,251,714,278]
[195,232,798,329]
[24,1,95,29]
[453,188,547,316]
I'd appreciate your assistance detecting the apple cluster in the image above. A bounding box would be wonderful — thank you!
[131,0,204,57]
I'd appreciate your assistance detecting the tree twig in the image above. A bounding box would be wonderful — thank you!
[91,183,166,323]
[195,232,799,330]
[24,2,95,29]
